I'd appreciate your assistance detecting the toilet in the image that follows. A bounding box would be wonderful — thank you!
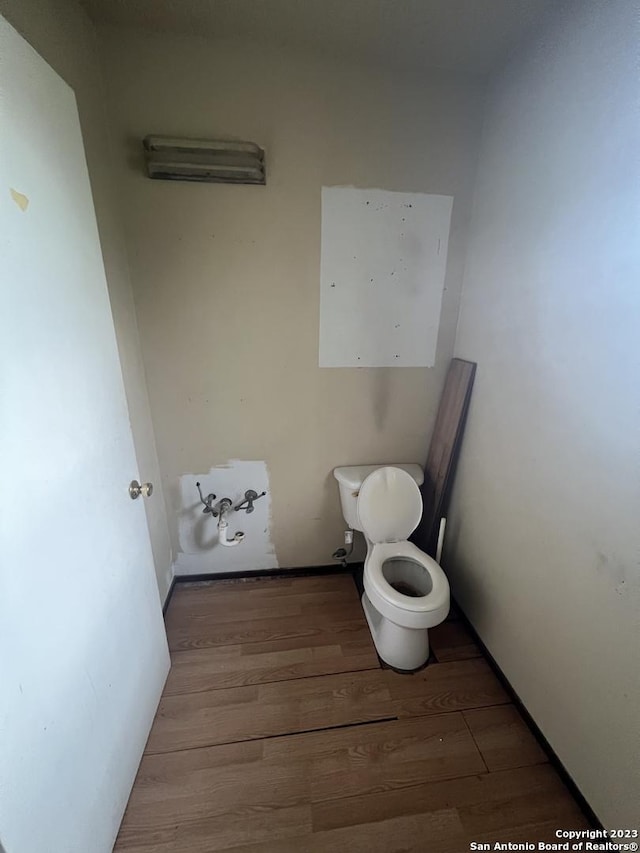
[333,464,450,671]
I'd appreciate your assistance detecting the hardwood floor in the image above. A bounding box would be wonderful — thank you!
[115,573,591,852]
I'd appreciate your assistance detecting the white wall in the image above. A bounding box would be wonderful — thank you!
[448,0,640,826]
[0,0,174,601]
[98,27,486,572]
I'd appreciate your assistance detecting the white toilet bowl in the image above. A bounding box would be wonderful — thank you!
[334,465,450,671]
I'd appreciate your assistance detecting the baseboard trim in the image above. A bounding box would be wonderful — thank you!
[170,562,363,586]
[452,599,602,829]
[162,576,177,615]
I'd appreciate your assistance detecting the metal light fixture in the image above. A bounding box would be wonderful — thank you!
[142,136,266,185]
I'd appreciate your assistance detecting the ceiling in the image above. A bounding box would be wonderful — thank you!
[81,0,557,77]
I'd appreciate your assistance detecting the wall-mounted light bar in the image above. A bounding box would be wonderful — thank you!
[143,136,266,185]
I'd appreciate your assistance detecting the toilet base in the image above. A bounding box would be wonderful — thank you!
[362,592,430,671]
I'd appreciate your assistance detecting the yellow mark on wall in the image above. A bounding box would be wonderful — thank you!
[10,188,29,211]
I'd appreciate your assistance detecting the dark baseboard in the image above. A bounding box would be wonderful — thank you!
[452,599,602,829]
[169,562,362,587]
[162,575,177,615]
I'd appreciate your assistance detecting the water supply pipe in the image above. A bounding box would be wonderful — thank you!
[435,517,446,564]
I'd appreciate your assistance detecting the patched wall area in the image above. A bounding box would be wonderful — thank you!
[175,460,279,575]
[319,187,453,368]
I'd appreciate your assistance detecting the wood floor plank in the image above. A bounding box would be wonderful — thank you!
[116,805,312,853]
[120,808,466,853]
[167,586,357,623]
[169,598,304,624]
[305,809,465,853]
[115,574,591,851]
[312,763,568,833]
[463,705,548,772]
[306,714,486,803]
[118,749,587,853]
[116,743,309,851]
[146,669,395,753]
[171,574,355,600]
[385,658,510,717]
[237,628,374,657]
[167,579,364,652]
[457,766,590,836]
[429,619,482,662]
[167,574,358,618]
[117,715,482,852]
[165,627,379,694]
[222,809,467,853]
[259,713,485,803]
[167,606,365,652]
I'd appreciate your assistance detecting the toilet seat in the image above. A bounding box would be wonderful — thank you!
[366,541,449,611]
[364,541,450,628]
[358,467,450,630]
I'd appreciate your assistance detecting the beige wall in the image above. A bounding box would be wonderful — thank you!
[448,0,640,827]
[0,0,173,600]
[98,26,486,570]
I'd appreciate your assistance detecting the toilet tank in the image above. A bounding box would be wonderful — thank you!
[333,464,425,532]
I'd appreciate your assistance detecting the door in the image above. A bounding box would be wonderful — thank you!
[0,16,169,853]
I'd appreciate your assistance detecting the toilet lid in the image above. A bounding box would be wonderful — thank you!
[357,467,423,543]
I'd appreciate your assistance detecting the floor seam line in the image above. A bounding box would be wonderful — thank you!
[162,664,384,696]
[461,711,490,774]
[144,715,401,756]
[166,629,368,652]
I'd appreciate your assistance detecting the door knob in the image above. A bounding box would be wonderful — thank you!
[129,479,153,499]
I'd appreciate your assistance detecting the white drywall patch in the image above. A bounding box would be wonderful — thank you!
[174,459,279,575]
[319,186,453,367]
